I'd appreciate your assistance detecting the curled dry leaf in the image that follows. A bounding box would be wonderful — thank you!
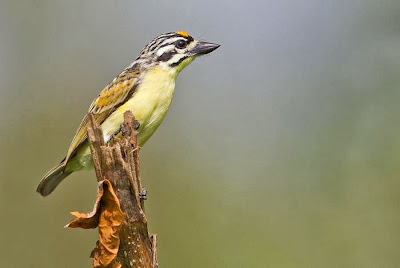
[66,180,125,267]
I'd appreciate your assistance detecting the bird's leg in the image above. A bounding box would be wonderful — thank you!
[112,124,123,137]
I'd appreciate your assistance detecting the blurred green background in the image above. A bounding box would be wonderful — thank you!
[1,0,400,267]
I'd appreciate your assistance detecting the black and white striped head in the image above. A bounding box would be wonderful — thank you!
[127,31,220,73]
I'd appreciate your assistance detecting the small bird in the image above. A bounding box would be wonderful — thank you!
[37,31,220,196]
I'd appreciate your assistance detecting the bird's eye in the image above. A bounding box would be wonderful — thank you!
[175,40,187,49]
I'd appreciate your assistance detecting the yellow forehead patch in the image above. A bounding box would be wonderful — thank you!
[176,31,190,37]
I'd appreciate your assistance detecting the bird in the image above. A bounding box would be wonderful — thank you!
[37,31,220,196]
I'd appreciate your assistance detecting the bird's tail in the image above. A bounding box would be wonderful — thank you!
[36,162,72,197]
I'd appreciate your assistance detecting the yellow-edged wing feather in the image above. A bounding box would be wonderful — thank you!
[65,70,140,160]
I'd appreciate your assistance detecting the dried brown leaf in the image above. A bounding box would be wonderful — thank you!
[65,180,125,267]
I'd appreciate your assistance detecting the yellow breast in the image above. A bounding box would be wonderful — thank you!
[66,66,178,172]
[101,66,177,146]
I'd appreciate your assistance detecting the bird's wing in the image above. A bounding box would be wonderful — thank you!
[65,70,141,160]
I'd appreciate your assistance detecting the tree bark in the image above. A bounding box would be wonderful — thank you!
[86,111,158,268]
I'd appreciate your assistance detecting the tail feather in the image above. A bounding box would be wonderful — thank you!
[37,163,72,196]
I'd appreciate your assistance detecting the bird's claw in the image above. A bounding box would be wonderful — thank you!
[113,122,140,137]
[113,124,132,137]
[139,188,147,200]
[134,122,140,131]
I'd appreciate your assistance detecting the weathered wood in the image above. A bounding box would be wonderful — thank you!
[87,111,158,268]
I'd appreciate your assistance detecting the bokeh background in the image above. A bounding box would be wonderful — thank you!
[1,0,400,267]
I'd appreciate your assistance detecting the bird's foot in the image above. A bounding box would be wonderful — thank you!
[113,124,131,137]
[113,122,140,137]
[139,187,147,200]
[134,122,140,131]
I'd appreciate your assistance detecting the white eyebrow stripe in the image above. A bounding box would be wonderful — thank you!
[158,37,184,47]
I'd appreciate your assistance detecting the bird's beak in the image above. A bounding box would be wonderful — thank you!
[190,41,220,56]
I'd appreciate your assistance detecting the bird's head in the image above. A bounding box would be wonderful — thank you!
[130,31,220,75]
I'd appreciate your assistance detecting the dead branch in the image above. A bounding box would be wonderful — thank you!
[82,111,158,268]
